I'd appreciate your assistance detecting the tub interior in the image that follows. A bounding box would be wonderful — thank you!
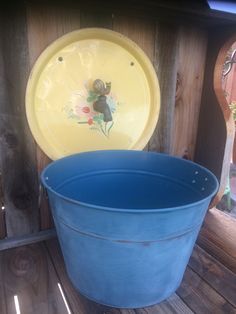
[56,170,203,209]
[43,151,218,210]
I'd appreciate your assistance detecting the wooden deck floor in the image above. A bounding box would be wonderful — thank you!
[0,238,235,314]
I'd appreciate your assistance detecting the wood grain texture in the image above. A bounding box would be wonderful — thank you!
[0,209,6,240]
[195,27,235,206]
[0,229,56,252]
[0,172,6,239]
[113,15,155,151]
[113,15,155,62]
[136,293,193,313]
[0,3,39,236]
[74,0,236,26]
[177,267,236,313]
[189,245,236,307]
[80,9,113,28]
[148,22,178,153]
[0,48,6,240]
[197,207,236,273]
[171,26,207,160]
[0,243,69,314]
[26,2,81,230]
[0,251,7,314]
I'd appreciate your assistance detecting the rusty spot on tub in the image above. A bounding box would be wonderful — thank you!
[116,240,132,243]
[142,242,151,246]
[116,239,151,246]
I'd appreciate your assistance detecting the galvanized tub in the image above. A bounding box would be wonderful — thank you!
[41,150,218,308]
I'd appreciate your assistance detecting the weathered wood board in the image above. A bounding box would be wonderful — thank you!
[0,243,69,314]
[0,3,39,236]
[171,26,207,160]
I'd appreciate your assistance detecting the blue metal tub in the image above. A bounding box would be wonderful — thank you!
[41,150,218,308]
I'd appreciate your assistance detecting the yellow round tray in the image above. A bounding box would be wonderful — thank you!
[26,28,160,160]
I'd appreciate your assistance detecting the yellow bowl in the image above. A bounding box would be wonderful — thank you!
[26,28,160,160]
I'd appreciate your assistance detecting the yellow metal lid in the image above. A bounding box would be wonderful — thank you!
[26,28,160,160]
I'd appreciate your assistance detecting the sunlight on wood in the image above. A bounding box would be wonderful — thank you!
[57,282,72,314]
[14,295,21,314]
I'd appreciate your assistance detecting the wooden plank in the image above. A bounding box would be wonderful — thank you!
[136,293,193,313]
[0,229,56,252]
[27,3,81,63]
[80,9,113,28]
[177,267,236,314]
[0,3,39,236]
[197,207,236,273]
[0,207,6,240]
[0,47,6,240]
[0,243,70,314]
[189,245,236,307]
[0,172,6,239]
[26,2,81,230]
[113,15,155,151]
[194,27,235,206]
[148,22,179,153]
[0,250,7,314]
[171,26,207,160]
[113,15,155,62]
[46,238,120,314]
[120,310,135,314]
[0,115,38,236]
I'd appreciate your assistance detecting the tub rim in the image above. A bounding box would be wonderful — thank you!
[41,150,219,213]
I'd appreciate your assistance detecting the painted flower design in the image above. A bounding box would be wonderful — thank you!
[64,79,120,137]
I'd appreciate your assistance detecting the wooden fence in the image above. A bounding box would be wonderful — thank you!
[0,2,235,246]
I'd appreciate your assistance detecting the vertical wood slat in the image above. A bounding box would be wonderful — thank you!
[171,26,208,160]
[0,243,70,314]
[113,15,155,151]
[80,9,113,29]
[0,3,39,237]
[0,41,7,240]
[0,172,6,239]
[26,3,81,230]
[148,22,179,153]
[0,250,7,314]
[113,15,155,62]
